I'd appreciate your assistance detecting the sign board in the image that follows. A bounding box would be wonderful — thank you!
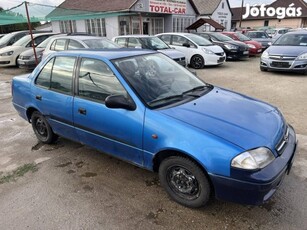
[149,0,187,14]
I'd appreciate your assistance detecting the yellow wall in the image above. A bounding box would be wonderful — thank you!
[235,18,304,29]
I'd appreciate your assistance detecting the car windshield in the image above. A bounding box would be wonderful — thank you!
[235,32,251,41]
[139,37,170,50]
[211,33,233,42]
[247,32,269,39]
[274,34,307,46]
[12,35,31,46]
[113,53,212,108]
[185,34,212,46]
[83,39,120,48]
[37,36,54,48]
[0,33,17,45]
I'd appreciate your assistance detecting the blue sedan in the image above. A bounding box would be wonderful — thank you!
[12,49,297,208]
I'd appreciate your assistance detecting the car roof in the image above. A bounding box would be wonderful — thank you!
[286,30,307,35]
[49,35,106,40]
[114,35,153,38]
[52,49,157,60]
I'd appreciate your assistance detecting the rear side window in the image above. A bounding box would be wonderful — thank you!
[35,56,76,94]
[68,40,84,49]
[115,38,127,47]
[128,37,141,48]
[51,57,76,94]
[51,39,66,51]
[159,35,171,44]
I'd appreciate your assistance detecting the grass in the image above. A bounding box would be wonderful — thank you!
[0,163,38,184]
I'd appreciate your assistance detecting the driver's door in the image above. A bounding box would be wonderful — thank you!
[73,57,145,165]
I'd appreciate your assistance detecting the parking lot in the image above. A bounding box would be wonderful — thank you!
[0,57,306,229]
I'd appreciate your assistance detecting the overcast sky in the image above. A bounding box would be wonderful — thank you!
[0,0,278,10]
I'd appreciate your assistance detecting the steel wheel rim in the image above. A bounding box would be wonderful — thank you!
[35,117,48,138]
[166,166,200,200]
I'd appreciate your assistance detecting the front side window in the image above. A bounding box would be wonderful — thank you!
[78,58,126,102]
[128,38,142,48]
[35,58,54,88]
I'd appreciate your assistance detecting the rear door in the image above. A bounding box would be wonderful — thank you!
[31,55,77,141]
[73,57,145,165]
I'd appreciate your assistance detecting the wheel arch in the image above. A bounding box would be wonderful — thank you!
[26,107,39,122]
[152,149,214,191]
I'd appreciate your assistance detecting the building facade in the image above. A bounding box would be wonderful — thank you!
[50,0,199,39]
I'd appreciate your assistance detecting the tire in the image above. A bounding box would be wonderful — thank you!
[31,111,58,144]
[190,55,204,69]
[260,66,268,72]
[159,156,211,208]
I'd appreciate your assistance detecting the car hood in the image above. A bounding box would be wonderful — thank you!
[158,49,185,59]
[20,47,45,57]
[200,45,224,53]
[160,87,284,150]
[215,40,247,48]
[266,45,307,56]
[245,40,262,48]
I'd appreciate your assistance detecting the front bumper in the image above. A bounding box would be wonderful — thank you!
[249,48,262,55]
[209,125,297,205]
[0,56,14,67]
[226,50,249,60]
[260,57,307,73]
[204,53,226,66]
[17,59,37,69]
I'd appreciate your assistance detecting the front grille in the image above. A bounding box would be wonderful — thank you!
[271,61,291,68]
[19,56,31,60]
[174,57,185,62]
[275,126,289,155]
[215,52,224,56]
[269,55,296,61]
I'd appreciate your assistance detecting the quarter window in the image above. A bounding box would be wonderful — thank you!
[78,58,126,102]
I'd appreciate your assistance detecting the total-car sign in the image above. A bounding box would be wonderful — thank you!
[149,0,186,14]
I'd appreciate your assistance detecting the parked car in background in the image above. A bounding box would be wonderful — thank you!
[0,31,29,49]
[0,34,6,39]
[270,28,290,41]
[156,33,225,69]
[222,31,262,56]
[195,32,249,60]
[260,30,307,74]
[18,34,65,69]
[0,32,56,67]
[12,49,297,208]
[244,31,272,50]
[112,35,186,66]
[42,35,120,60]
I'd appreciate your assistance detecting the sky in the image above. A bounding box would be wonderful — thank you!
[0,0,276,10]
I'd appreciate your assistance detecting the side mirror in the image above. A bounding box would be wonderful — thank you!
[182,43,190,48]
[105,95,136,111]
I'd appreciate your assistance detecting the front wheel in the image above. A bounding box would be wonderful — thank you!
[159,156,211,208]
[31,111,58,144]
[190,55,204,69]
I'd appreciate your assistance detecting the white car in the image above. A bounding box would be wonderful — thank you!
[156,33,226,69]
[42,35,120,60]
[0,32,56,67]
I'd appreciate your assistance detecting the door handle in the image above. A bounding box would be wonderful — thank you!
[78,108,87,115]
[35,95,42,100]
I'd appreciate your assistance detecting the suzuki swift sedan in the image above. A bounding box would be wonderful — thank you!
[12,49,297,208]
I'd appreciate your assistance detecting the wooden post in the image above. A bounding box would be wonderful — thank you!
[25,1,38,66]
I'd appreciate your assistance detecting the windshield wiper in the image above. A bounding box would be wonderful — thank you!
[148,85,212,106]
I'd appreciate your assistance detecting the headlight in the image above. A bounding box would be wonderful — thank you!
[231,147,275,170]
[202,48,214,54]
[247,44,256,49]
[225,44,238,50]
[261,50,269,59]
[0,51,13,56]
[297,52,307,60]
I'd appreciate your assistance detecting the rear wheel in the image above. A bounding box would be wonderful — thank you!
[190,55,204,69]
[159,156,211,208]
[31,111,58,144]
